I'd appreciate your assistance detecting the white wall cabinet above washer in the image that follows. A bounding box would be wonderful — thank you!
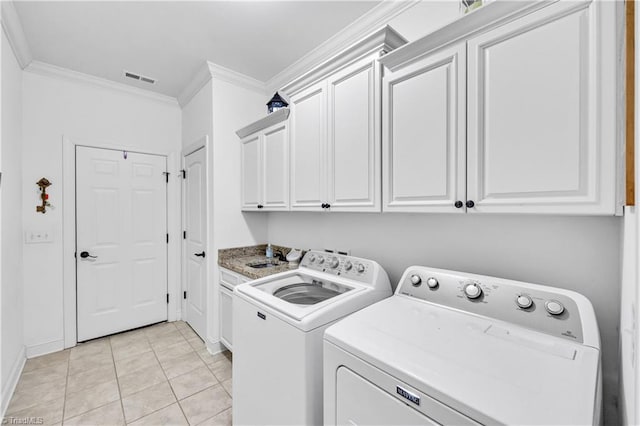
[284,26,407,213]
[240,118,290,211]
[381,0,621,215]
[290,57,381,212]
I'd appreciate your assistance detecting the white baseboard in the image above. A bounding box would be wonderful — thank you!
[206,340,226,355]
[25,339,65,359]
[1,346,26,417]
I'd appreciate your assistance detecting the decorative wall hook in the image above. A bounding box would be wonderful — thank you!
[36,177,52,214]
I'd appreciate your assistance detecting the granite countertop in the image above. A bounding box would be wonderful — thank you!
[218,244,299,280]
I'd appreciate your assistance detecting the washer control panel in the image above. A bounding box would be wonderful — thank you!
[300,251,375,284]
[397,267,585,343]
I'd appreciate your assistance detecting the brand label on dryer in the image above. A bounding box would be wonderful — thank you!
[396,386,420,406]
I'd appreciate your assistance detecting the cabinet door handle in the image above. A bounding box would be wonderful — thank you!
[257,204,264,209]
[454,201,463,208]
[325,203,331,209]
[321,203,327,208]
[194,251,206,258]
[466,200,475,208]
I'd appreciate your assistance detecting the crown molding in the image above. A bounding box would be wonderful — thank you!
[379,1,553,71]
[25,61,179,106]
[236,108,289,139]
[280,25,407,98]
[177,63,214,107]
[178,61,268,107]
[266,0,419,93]
[1,1,33,68]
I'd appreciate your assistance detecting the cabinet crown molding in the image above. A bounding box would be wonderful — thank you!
[380,0,565,71]
[236,108,290,139]
[280,25,407,98]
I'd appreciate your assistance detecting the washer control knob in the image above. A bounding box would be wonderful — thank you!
[463,282,483,299]
[317,256,325,265]
[515,294,533,309]
[356,263,365,273]
[545,300,565,316]
[344,261,353,271]
[410,275,422,286]
[330,257,339,268]
[308,254,316,263]
[426,277,439,289]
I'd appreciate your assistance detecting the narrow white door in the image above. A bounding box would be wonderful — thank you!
[183,146,207,340]
[76,146,167,342]
[327,58,380,212]
[383,43,466,213]
[290,82,326,210]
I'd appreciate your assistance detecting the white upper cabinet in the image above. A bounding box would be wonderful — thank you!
[241,134,261,210]
[284,26,407,212]
[383,43,466,213]
[238,109,290,211]
[290,82,326,210]
[328,58,381,212]
[381,0,620,215]
[467,0,617,214]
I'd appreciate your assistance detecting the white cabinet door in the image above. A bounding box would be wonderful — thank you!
[262,123,289,210]
[290,82,326,210]
[467,0,617,214]
[383,43,467,213]
[241,134,262,210]
[220,285,233,351]
[327,59,381,211]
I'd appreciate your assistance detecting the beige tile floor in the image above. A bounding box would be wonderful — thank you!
[4,321,233,425]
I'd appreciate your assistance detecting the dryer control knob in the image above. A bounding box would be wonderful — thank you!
[515,294,533,309]
[344,261,353,271]
[545,300,565,316]
[308,254,316,263]
[410,275,422,286]
[464,282,483,299]
[330,257,339,268]
[426,277,439,289]
[356,263,365,273]
[317,257,325,264]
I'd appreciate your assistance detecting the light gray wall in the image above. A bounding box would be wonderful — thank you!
[267,211,621,422]
[1,29,24,412]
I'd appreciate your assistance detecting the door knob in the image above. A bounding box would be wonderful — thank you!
[79,251,97,259]
[194,251,206,258]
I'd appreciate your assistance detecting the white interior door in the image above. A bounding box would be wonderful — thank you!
[183,146,207,340]
[76,146,168,342]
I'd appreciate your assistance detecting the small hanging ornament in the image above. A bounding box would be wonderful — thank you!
[266,92,289,113]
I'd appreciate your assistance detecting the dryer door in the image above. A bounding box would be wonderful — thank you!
[336,367,438,426]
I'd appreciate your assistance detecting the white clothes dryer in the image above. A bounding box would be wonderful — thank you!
[324,266,602,425]
[233,250,391,426]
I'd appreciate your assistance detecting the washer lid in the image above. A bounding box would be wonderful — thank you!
[325,296,600,426]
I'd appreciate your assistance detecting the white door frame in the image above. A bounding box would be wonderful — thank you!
[180,136,211,331]
[62,136,179,348]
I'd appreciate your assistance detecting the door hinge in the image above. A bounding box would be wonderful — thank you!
[181,169,186,179]
[163,171,170,183]
[166,233,169,243]
[183,291,187,299]
[183,231,186,239]
[166,293,169,304]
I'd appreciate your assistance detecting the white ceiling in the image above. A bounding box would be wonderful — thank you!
[13,1,380,98]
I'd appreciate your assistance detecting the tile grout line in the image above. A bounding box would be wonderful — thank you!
[109,335,127,426]
[60,350,71,424]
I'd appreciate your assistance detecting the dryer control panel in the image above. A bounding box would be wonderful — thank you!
[300,251,375,284]
[396,267,592,344]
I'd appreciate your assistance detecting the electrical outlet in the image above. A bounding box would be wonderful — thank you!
[25,230,53,244]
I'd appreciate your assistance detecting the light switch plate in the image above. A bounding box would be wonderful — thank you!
[25,230,53,243]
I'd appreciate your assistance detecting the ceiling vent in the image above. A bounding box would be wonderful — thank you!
[123,70,156,85]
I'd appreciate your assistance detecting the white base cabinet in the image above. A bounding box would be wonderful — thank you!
[382,0,620,215]
[219,267,251,351]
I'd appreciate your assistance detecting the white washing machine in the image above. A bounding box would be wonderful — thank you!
[233,250,391,426]
[324,266,602,425]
